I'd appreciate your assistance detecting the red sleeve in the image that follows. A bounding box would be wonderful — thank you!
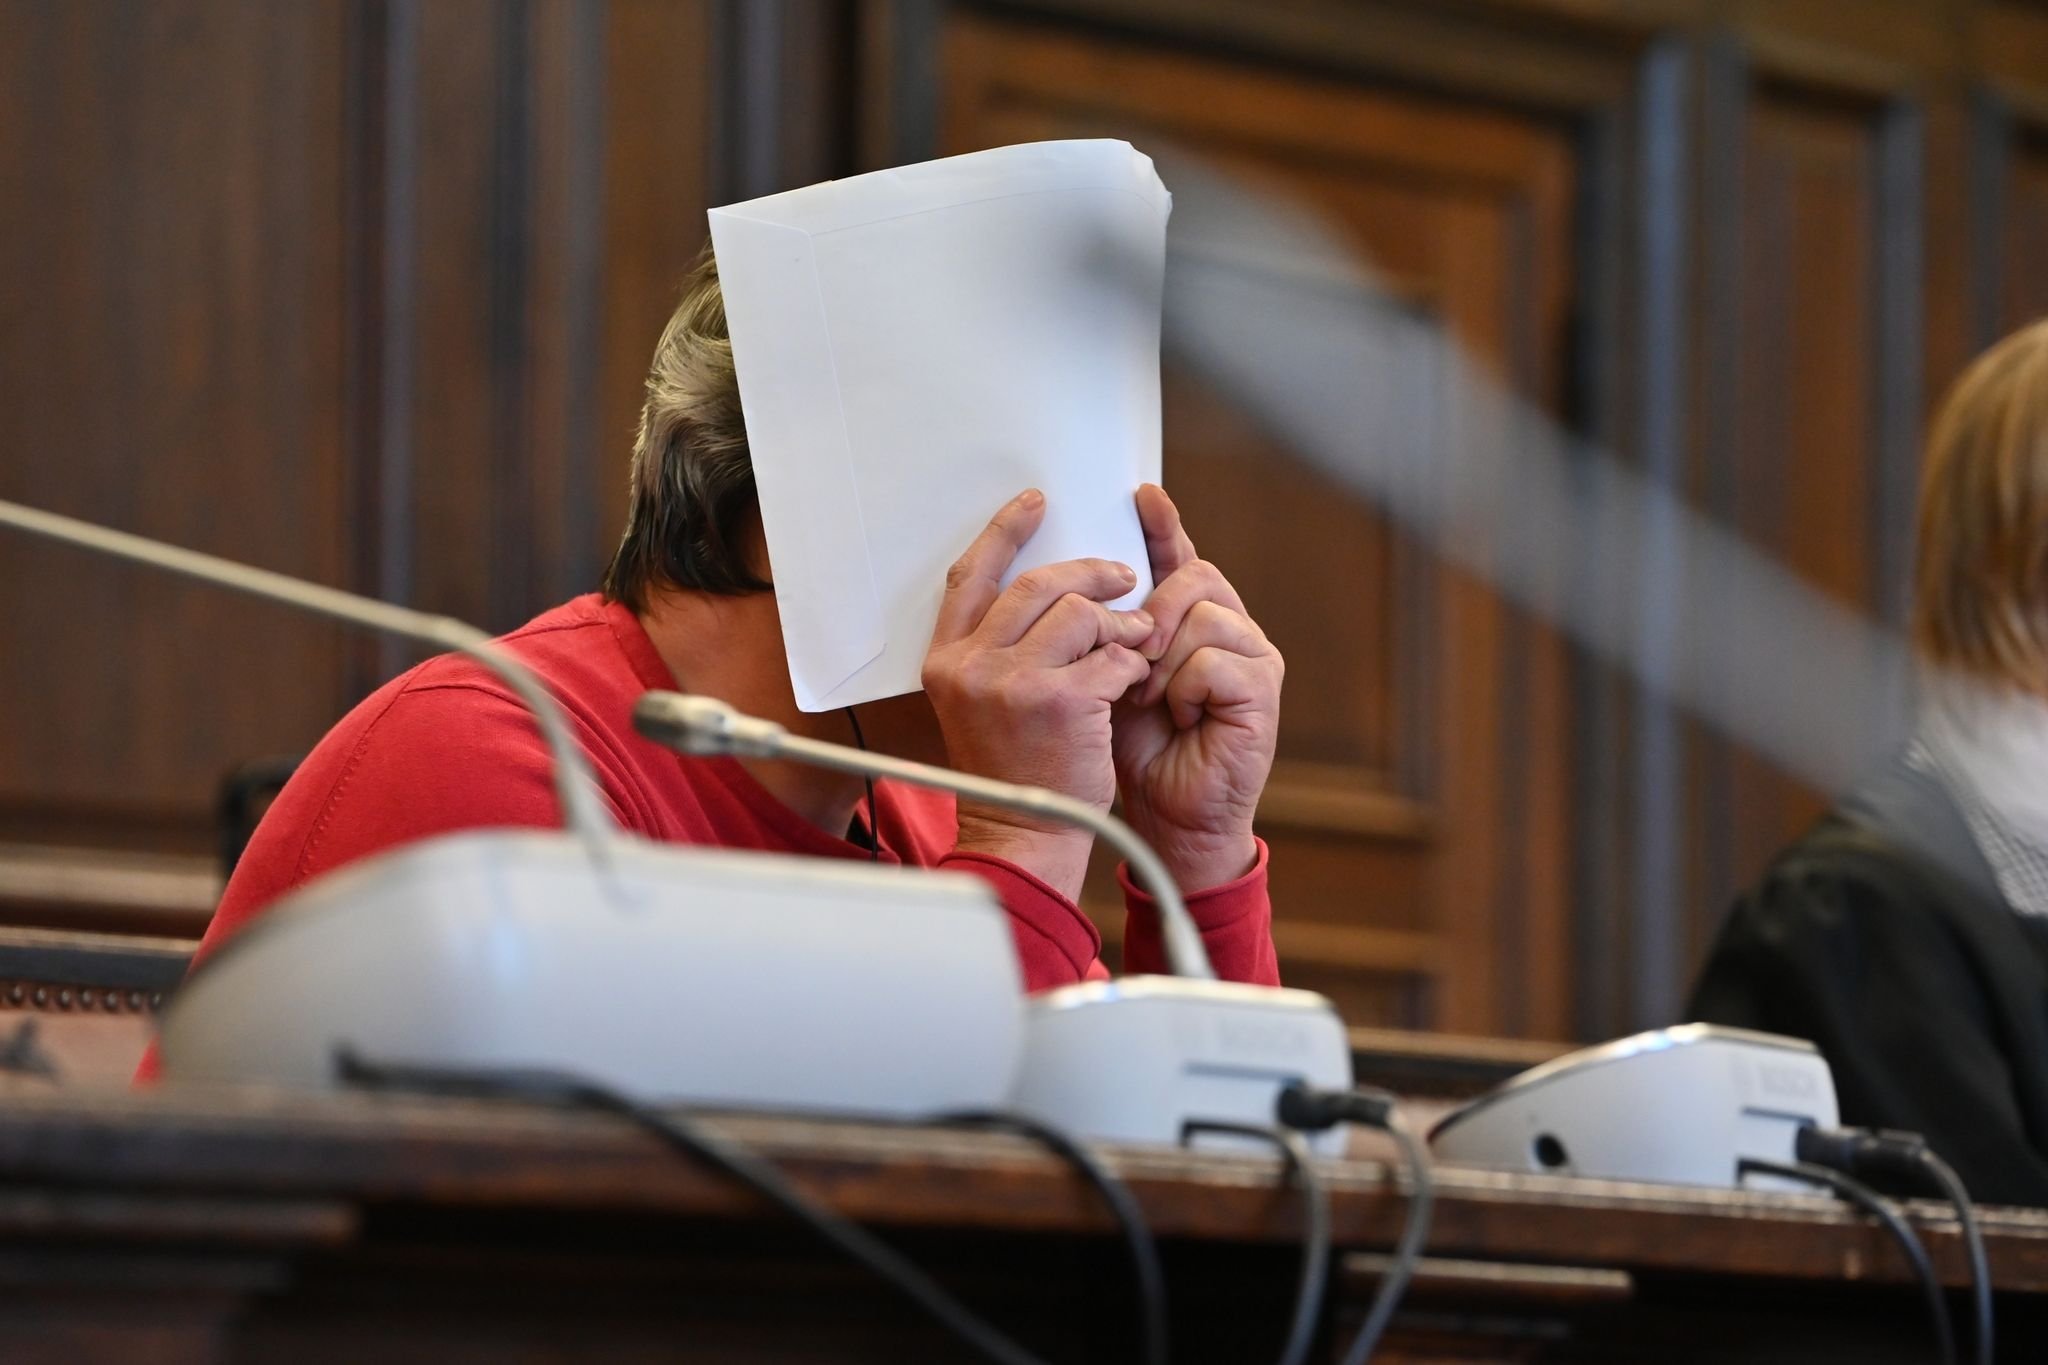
[1119,838,1280,985]
[936,851,1107,993]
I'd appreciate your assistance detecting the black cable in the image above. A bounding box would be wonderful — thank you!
[844,705,879,861]
[335,1051,1054,1365]
[1273,1083,1434,1365]
[1338,1117,1432,1365]
[1795,1127,1993,1365]
[1917,1150,1993,1365]
[1741,1157,1954,1365]
[940,1109,1168,1365]
[1182,1120,1328,1365]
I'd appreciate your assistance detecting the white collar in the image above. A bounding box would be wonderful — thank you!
[1921,681,2048,850]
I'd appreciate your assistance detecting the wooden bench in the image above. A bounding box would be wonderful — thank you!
[0,925,195,1088]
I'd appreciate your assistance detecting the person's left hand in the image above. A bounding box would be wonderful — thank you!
[1112,484,1282,891]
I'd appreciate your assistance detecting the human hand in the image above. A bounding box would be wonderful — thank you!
[924,489,1155,899]
[1112,484,1282,891]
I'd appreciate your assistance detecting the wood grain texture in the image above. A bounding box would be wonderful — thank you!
[1982,105,2048,339]
[0,1,355,846]
[1684,43,1930,990]
[0,1088,2031,1358]
[0,1086,2036,1363]
[0,1085,2039,1288]
[0,0,714,859]
[1709,84,1884,912]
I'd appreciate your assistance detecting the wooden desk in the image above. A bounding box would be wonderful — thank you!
[0,1088,2041,1362]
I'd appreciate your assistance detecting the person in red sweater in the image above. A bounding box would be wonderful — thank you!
[174,248,1285,1030]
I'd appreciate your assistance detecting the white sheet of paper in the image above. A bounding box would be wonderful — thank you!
[708,139,1171,712]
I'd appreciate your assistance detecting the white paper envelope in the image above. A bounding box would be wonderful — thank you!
[708,139,1171,712]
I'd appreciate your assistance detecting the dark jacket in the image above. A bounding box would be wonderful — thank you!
[1688,760,2048,1206]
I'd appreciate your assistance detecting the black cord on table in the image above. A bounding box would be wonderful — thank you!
[1182,1119,1328,1365]
[1794,1127,1993,1365]
[1915,1150,1992,1365]
[1337,1114,1432,1365]
[1272,1083,1435,1365]
[940,1109,1168,1365]
[335,1050,1054,1365]
[1741,1157,1955,1365]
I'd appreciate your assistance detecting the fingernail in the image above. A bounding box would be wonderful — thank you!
[1116,562,1137,584]
[1129,609,1153,632]
[1018,489,1044,509]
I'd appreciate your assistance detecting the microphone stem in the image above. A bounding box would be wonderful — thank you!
[772,732,1215,981]
[0,498,615,851]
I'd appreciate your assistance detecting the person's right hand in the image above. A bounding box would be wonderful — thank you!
[923,489,1156,900]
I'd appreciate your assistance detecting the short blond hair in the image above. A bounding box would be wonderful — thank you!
[1913,318,2048,692]
[602,245,768,610]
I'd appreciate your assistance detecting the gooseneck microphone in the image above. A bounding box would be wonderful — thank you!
[0,497,615,849]
[632,690,1216,981]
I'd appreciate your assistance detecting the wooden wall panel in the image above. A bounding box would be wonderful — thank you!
[1960,1,2048,377]
[379,0,716,638]
[1698,84,1890,922]
[0,0,716,875]
[0,1,354,845]
[1677,28,1932,990]
[1969,7,2048,356]
[596,0,725,573]
[1977,115,2048,336]
[1999,138,2048,326]
[1729,0,1958,74]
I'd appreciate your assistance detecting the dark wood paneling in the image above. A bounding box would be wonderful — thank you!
[1974,97,2048,340]
[1685,42,1928,990]
[1729,0,1960,77]
[598,0,724,563]
[0,2,355,845]
[1719,87,1883,880]
[0,0,717,862]
[1578,37,1694,1039]
[1998,130,2048,324]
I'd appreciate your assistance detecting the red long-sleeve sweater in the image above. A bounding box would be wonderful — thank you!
[152,596,1278,1077]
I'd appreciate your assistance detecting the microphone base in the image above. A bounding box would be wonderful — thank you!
[159,830,1026,1120]
[1428,1023,1838,1189]
[1008,976,1354,1155]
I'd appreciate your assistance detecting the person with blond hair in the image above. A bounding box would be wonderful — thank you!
[1691,318,2048,1205]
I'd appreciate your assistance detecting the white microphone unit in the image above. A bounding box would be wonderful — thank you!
[633,690,1356,1153]
[1429,1023,1840,1190]
[0,499,1026,1118]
